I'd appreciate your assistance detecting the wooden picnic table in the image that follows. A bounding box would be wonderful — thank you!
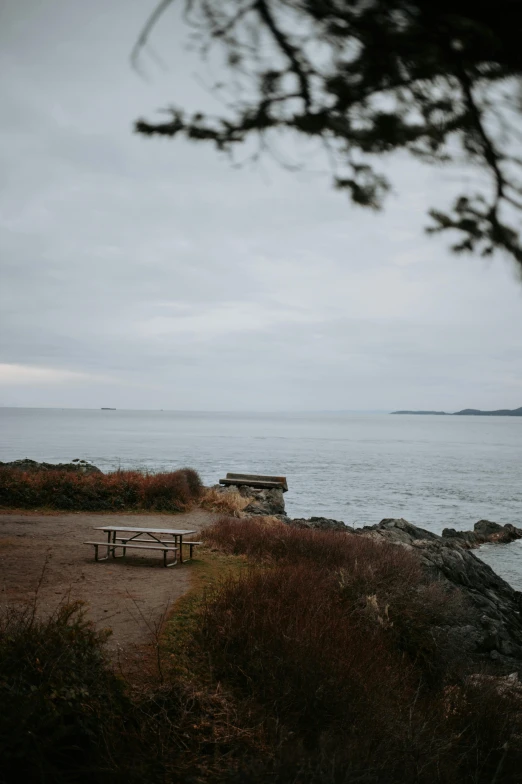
[85,525,197,567]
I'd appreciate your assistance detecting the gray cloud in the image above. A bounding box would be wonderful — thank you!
[1,0,522,411]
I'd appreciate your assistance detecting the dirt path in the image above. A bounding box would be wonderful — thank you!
[0,509,217,657]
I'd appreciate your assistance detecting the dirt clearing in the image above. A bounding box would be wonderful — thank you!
[0,509,217,658]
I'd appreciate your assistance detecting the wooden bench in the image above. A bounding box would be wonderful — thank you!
[84,541,179,567]
[219,472,288,492]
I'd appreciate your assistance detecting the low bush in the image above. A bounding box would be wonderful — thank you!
[201,564,412,736]
[182,466,204,498]
[199,560,522,783]
[204,515,420,575]
[203,517,470,682]
[0,587,266,784]
[0,467,203,512]
[0,602,130,783]
[198,517,522,781]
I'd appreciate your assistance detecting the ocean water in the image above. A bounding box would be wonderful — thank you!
[1,408,521,587]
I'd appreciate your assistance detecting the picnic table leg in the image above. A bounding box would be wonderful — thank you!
[105,530,113,560]
[112,531,127,558]
[163,548,178,567]
[94,543,111,562]
[178,535,184,563]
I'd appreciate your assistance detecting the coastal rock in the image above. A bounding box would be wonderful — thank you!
[442,520,522,548]
[357,518,522,672]
[242,487,286,516]
[0,458,102,475]
[287,516,347,532]
[466,671,522,697]
[211,483,286,516]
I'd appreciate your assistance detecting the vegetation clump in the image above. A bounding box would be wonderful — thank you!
[197,517,522,782]
[0,466,202,512]
[0,602,129,783]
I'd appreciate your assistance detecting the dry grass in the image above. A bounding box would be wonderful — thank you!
[203,514,416,571]
[162,547,249,679]
[199,487,250,517]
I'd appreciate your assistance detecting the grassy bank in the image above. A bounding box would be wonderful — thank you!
[0,467,202,512]
[2,517,522,782]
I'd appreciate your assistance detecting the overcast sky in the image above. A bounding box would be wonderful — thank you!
[1,0,522,412]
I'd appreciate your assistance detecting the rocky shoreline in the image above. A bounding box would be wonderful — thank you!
[443,519,522,547]
[0,458,102,474]
[357,518,522,675]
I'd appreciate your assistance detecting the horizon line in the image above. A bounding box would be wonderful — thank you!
[0,405,393,414]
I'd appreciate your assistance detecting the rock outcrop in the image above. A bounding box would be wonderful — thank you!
[287,516,347,532]
[239,485,286,516]
[442,519,522,548]
[210,483,286,516]
[357,518,522,673]
[0,458,102,475]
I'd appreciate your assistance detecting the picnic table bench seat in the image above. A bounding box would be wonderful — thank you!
[110,536,203,558]
[181,541,202,559]
[84,540,179,567]
[112,536,202,559]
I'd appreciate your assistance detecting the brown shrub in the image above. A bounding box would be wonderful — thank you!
[203,517,468,684]
[199,561,522,783]
[204,515,416,573]
[138,471,191,511]
[201,564,414,736]
[0,467,202,512]
[181,467,204,498]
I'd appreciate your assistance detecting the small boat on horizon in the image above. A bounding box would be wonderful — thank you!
[101,407,116,410]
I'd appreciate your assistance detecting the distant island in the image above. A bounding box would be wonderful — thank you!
[392,410,448,415]
[391,407,522,416]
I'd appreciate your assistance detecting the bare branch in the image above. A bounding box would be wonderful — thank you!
[133,1,522,268]
[131,0,177,71]
[255,0,312,109]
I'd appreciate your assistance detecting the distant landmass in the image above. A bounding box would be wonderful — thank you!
[391,407,522,416]
[392,410,448,415]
